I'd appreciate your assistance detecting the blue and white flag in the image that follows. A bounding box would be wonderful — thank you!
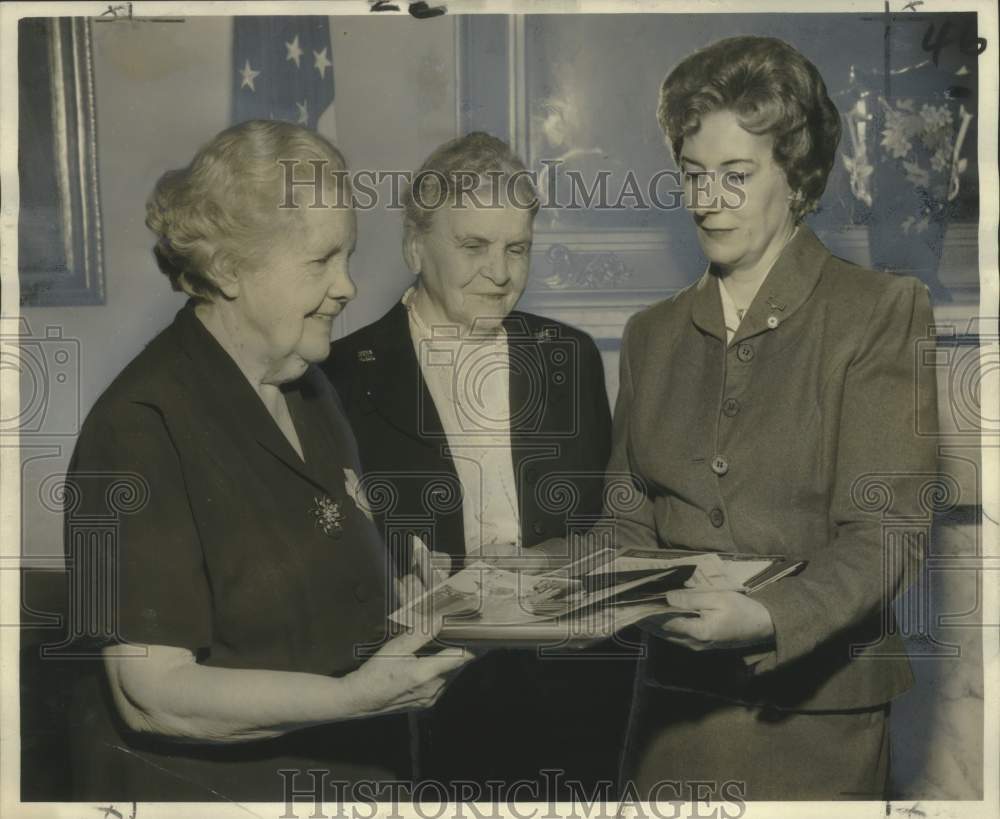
[232,16,335,132]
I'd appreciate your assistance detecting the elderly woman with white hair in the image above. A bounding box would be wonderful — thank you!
[63,120,466,802]
[324,131,633,795]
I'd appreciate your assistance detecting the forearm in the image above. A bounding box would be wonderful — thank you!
[105,645,373,744]
[751,277,937,671]
[751,520,921,669]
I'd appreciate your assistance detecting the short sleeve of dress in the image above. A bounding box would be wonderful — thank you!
[65,399,213,651]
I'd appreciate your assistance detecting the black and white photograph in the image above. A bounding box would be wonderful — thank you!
[1,1,997,816]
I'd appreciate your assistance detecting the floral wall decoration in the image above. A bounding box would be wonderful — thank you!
[839,54,977,301]
[878,97,974,235]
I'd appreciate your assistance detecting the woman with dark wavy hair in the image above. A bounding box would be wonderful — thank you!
[608,36,938,799]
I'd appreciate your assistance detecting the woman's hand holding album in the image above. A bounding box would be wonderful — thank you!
[654,589,776,651]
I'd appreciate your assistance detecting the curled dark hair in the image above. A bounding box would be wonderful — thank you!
[657,36,841,220]
[402,132,538,236]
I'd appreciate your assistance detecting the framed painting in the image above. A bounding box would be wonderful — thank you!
[458,12,979,343]
[18,17,104,307]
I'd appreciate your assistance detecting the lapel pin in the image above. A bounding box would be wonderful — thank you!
[343,468,375,523]
[766,315,780,329]
[766,296,787,312]
[357,349,375,363]
[310,496,345,537]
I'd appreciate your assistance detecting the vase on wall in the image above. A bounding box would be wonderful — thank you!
[866,173,951,302]
[868,96,975,302]
[841,81,975,303]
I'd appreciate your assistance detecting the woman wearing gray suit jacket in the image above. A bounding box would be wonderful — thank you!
[610,36,939,800]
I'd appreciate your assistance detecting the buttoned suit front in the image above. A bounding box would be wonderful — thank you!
[609,226,939,799]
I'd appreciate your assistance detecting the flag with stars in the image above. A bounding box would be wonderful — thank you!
[232,16,335,132]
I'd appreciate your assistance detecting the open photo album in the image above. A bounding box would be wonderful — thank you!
[390,547,807,646]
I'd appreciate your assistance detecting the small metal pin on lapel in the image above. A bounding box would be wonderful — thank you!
[766,296,787,312]
[357,349,375,363]
[311,496,345,537]
[343,468,375,523]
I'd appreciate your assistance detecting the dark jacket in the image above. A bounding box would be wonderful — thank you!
[63,303,408,801]
[323,300,632,792]
[323,301,613,557]
[609,225,939,711]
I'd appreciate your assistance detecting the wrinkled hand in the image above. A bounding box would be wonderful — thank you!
[412,534,451,586]
[394,572,427,609]
[394,534,450,607]
[352,624,470,715]
[655,590,775,651]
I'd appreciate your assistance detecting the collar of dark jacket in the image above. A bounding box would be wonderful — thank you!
[502,311,572,428]
[690,224,829,344]
[359,300,449,444]
[359,300,570,441]
[169,301,340,495]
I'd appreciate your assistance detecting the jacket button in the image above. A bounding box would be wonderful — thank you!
[711,456,729,476]
[709,507,725,528]
[532,522,546,536]
[723,398,741,417]
[736,343,755,362]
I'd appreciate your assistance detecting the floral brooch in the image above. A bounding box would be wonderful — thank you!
[310,496,345,537]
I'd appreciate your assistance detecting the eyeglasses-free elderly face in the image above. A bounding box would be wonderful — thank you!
[406,199,534,336]
[224,205,358,384]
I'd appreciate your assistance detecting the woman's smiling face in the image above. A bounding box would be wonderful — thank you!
[680,109,797,275]
[233,205,357,383]
[406,198,534,335]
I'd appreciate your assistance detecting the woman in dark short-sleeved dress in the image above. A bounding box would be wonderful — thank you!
[64,121,466,802]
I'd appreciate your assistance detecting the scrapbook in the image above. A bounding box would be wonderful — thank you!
[390,547,806,645]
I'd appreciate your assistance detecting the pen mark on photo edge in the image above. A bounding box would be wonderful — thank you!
[369,1,448,19]
[105,743,265,817]
[95,804,135,819]
[885,802,927,818]
[409,2,448,19]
